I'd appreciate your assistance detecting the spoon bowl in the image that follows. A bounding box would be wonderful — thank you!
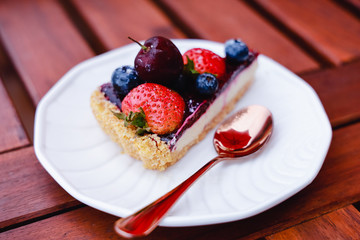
[214,105,273,157]
[114,105,273,238]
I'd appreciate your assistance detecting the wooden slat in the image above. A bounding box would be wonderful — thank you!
[266,205,360,240]
[253,0,360,66]
[301,60,360,127]
[343,0,360,9]
[0,205,210,240]
[340,0,360,15]
[0,207,117,239]
[1,122,360,239]
[0,42,36,142]
[0,78,29,152]
[0,147,78,229]
[69,0,186,50]
[157,0,319,73]
[0,0,94,105]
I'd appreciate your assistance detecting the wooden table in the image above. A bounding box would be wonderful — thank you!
[1,0,360,239]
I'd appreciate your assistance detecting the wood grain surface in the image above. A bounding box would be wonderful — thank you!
[0,0,359,239]
[0,147,78,229]
[0,78,29,153]
[266,205,360,240]
[253,0,360,66]
[0,0,94,104]
[69,0,186,51]
[157,0,319,73]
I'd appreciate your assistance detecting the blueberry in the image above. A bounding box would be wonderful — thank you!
[225,39,249,63]
[111,66,143,97]
[195,73,219,95]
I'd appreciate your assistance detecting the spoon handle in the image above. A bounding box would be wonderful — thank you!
[114,156,224,238]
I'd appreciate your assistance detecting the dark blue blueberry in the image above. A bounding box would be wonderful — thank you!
[225,39,249,63]
[111,66,144,97]
[195,73,219,96]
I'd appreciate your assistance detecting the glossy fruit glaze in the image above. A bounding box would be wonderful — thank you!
[101,51,258,150]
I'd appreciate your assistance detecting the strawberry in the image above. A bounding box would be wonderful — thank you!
[120,83,185,135]
[183,48,226,79]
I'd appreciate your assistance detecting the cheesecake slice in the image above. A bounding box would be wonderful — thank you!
[91,41,258,171]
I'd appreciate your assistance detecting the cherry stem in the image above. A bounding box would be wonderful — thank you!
[128,36,148,51]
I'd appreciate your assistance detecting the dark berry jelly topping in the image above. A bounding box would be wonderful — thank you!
[101,83,122,110]
[101,51,258,150]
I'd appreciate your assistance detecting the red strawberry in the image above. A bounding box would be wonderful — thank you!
[121,83,185,135]
[183,48,226,79]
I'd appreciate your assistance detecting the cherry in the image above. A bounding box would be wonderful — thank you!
[129,36,183,87]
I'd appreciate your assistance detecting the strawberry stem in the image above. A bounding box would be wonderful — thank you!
[128,36,149,52]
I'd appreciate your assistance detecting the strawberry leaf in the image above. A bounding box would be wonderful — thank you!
[112,111,126,120]
[183,56,199,75]
[112,108,151,136]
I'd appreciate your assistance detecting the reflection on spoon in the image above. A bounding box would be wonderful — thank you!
[114,105,273,238]
[214,105,273,157]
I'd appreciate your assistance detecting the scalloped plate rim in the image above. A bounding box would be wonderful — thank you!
[34,39,332,227]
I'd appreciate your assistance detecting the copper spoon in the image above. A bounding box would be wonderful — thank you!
[114,105,273,238]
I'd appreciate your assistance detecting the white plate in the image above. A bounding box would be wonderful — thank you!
[34,39,332,227]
